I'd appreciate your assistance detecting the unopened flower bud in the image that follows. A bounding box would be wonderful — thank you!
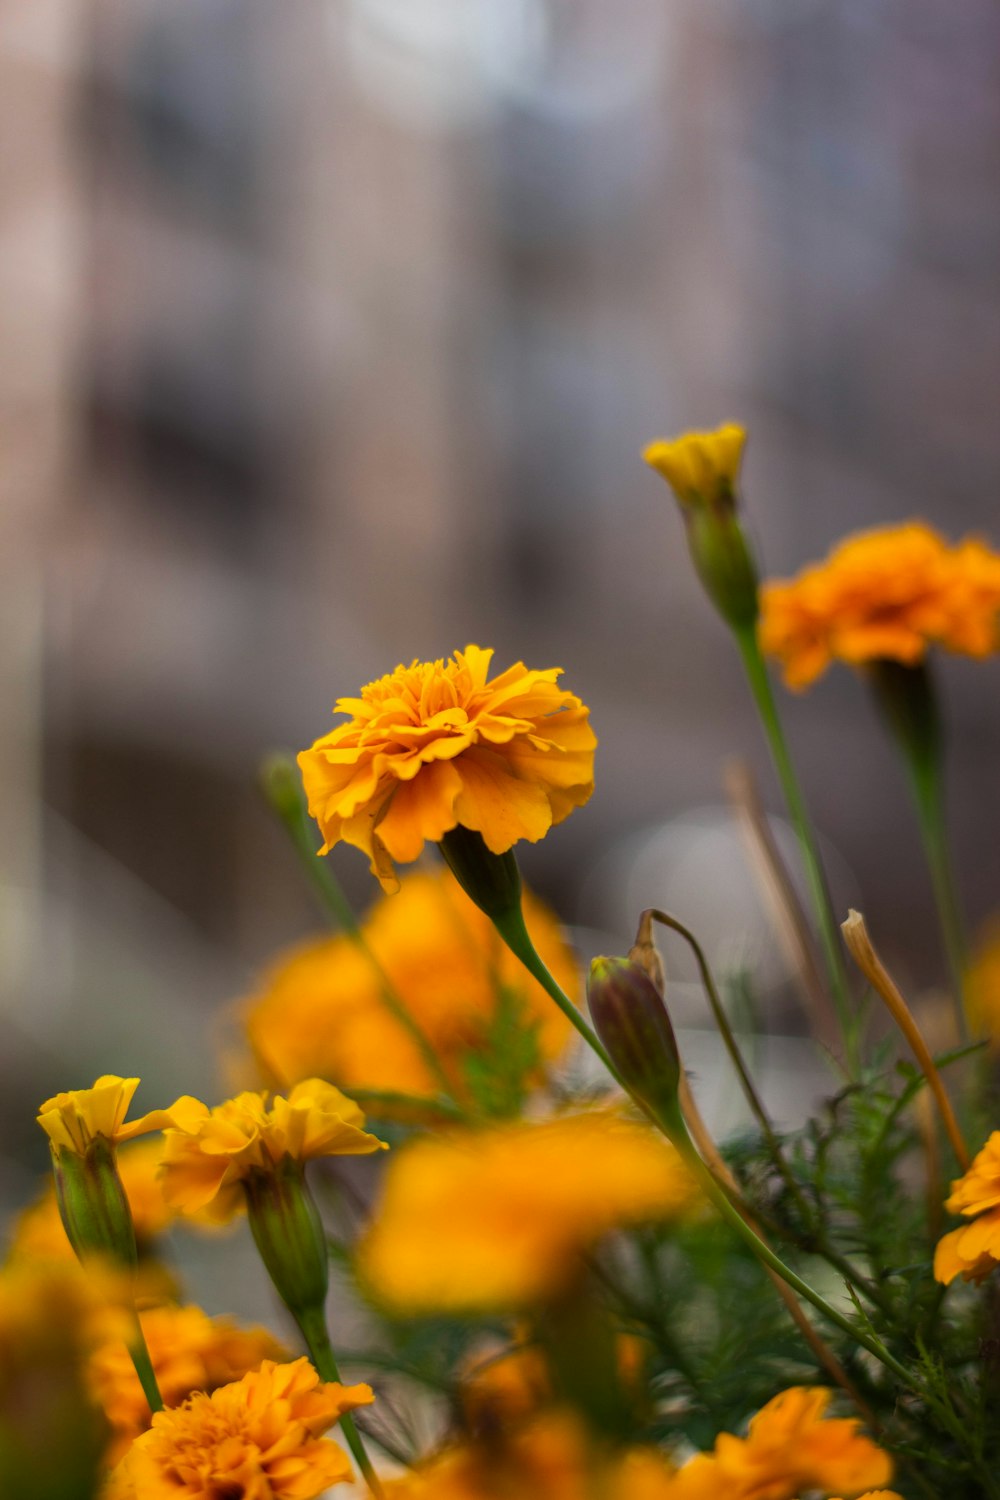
[244,1156,329,1319]
[588,957,681,1114]
[439,826,522,922]
[644,425,760,630]
[50,1137,138,1270]
[259,751,306,823]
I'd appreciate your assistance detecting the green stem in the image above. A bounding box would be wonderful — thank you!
[128,1309,164,1415]
[734,625,857,1069]
[904,750,969,1042]
[296,1305,385,1499]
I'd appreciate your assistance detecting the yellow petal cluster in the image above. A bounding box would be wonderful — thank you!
[105,1357,373,1500]
[244,867,579,1103]
[643,424,747,508]
[37,1076,185,1156]
[759,522,1000,690]
[934,1130,1000,1285]
[666,1386,893,1499]
[359,1111,698,1312]
[89,1303,287,1463]
[297,645,596,892]
[159,1079,387,1222]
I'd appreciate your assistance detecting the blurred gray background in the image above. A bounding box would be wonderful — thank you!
[3,0,1000,1209]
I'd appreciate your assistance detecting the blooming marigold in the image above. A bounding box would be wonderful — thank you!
[359,1111,698,1312]
[105,1357,373,1500]
[759,522,1000,690]
[159,1079,386,1223]
[666,1386,893,1499]
[297,645,596,892]
[243,867,580,1104]
[88,1302,287,1464]
[643,424,747,509]
[37,1076,187,1156]
[934,1130,1000,1285]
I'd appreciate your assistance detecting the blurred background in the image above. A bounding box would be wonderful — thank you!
[4,0,1000,1217]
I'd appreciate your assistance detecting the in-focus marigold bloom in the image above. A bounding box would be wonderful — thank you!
[8,1140,175,1265]
[89,1303,287,1464]
[160,1079,386,1223]
[642,424,746,509]
[359,1111,698,1312]
[244,867,580,1103]
[759,522,1000,690]
[666,1387,893,1500]
[298,645,596,892]
[106,1357,373,1500]
[934,1130,1000,1285]
[37,1076,185,1156]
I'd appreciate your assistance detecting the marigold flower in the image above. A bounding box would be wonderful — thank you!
[105,1357,373,1500]
[359,1111,698,1312]
[243,868,579,1104]
[89,1303,287,1464]
[297,645,596,892]
[37,1076,187,1156]
[643,424,746,508]
[965,919,1000,1045]
[934,1131,1000,1285]
[159,1079,386,1223]
[666,1386,893,1499]
[759,522,1000,690]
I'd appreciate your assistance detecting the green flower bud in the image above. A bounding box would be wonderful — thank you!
[588,957,681,1114]
[244,1156,329,1319]
[50,1138,138,1270]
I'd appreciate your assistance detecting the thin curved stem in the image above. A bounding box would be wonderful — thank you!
[296,1305,385,1498]
[128,1308,164,1415]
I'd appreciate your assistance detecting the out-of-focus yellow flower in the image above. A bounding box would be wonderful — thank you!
[643,424,746,509]
[8,1140,175,1265]
[383,1411,678,1500]
[105,1357,373,1500]
[298,646,596,892]
[359,1111,698,1312]
[934,1131,1000,1285]
[759,523,1000,690]
[459,1332,647,1431]
[89,1302,288,1464]
[37,1076,191,1156]
[965,919,1000,1044]
[244,867,580,1104]
[159,1079,386,1223]
[666,1386,893,1499]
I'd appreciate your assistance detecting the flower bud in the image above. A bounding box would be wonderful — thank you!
[244,1157,329,1319]
[50,1137,138,1271]
[588,957,681,1114]
[439,826,522,922]
[259,751,306,823]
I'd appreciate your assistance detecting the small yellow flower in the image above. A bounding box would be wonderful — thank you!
[759,522,1000,690]
[159,1079,387,1223]
[105,1357,374,1500]
[37,1076,188,1156]
[359,1111,698,1312]
[666,1386,893,1499]
[298,645,596,892]
[89,1302,287,1465]
[934,1131,1000,1285]
[243,867,580,1105]
[643,424,747,509]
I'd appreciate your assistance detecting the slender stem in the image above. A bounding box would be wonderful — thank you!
[904,749,969,1041]
[734,625,857,1069]
[296,1305,385,1499]
[128,1308,164,1415]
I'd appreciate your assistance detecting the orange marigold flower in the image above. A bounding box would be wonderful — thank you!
[359,1111,698,1313]
[243,867,580,1104]
[105,1357,373,1500]
[759,522,1000,690]
[297,645,596,893]
[934,1131,1000,1285]
[37,1076,188,1156]
[89,1303,288,1464]
[159,1079,386,1223]
[666,1386,893,1499]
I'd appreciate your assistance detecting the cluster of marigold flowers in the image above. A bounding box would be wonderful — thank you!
[10,423,1000,1498]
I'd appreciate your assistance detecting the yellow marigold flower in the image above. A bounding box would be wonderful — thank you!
[159,1079,386,1223]
[934,1130,1000,1285]
[666,1387,893,1500]
[37,1075,187,1155]
[8,1139,175,1265]
[89,1302,288,1465]
[106,1357,373,1500]
[759,522,1000,690]
[297,645,596,892]
[359,1111,698,1312]
[244,867,580,1103]
[643,424,746,508]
